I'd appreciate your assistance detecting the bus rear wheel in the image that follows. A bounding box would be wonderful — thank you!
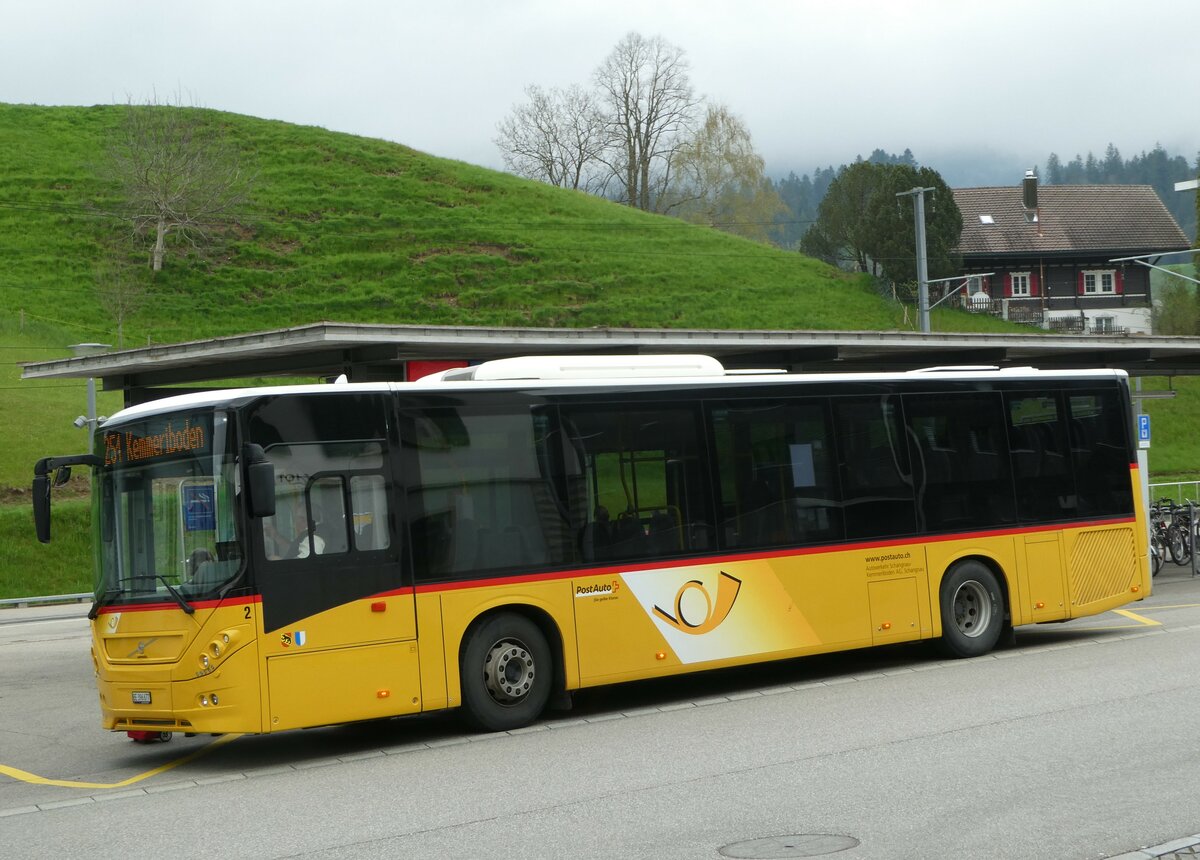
[460,612,552,732]
[937,561,1004,658]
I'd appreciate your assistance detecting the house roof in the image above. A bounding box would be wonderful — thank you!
[953,184,1190,258]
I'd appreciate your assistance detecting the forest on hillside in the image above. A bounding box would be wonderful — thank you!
[1046,145,1197,240]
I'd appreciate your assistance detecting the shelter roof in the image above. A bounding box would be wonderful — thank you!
[22,322,1200,405]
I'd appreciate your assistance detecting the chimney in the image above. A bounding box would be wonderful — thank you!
[1022,169,1040,229]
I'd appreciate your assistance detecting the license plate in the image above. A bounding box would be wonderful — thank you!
[132,691,152,705]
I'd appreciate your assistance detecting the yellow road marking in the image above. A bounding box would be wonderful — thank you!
[0,733,242,790]
[1063,605,1184,632]
[1112,609,1162,627]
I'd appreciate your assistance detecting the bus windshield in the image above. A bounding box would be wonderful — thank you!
[94,409,244,609]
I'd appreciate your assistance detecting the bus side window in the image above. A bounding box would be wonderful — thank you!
[259,441,385,560]
[351,475,390,551]
[710,399,842,550]
[562,405,711,563]
[903,392,1015,531]
[1068,391,1133,517]
[1005,392,1077,521]
[832,396,916,540]
[403,405,573,580]
[310,477,348,555]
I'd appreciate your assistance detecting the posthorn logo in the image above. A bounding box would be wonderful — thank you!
[652,571,742,635]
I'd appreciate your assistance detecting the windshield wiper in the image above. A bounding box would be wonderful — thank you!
[87,588,121,620]
[155,575,195,615]
[87,578,194,618]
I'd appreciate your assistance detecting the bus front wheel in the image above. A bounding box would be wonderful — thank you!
[937,561,1004,658]
[460,612,552,732]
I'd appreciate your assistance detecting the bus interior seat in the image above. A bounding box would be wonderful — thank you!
[607,513,646,559]
[646,509,680,554]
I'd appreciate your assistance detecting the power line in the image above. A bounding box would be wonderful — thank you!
[0,197,820,231]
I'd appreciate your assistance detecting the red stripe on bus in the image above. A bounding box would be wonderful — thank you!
[95,594,261,616]
[408,516,1136,596]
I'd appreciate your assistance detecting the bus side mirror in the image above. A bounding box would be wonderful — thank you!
[32,454,101,545]
[243,445,276,518]
[33,474,51,543]
[248,463,276,518]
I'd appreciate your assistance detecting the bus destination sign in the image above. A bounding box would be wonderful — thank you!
[104,417,209,466]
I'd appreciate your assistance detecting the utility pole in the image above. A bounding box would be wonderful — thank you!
[69,342,111,454]
[897,186,936,333]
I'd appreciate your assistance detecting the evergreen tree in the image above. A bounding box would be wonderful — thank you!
[1046,153,1063,184]
[801,161,961,285]
[1102,144,1123,182]
[1043,143,1196,239]
[1063,154,1086,184]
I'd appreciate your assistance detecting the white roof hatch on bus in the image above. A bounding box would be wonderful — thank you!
[437,354,727,382]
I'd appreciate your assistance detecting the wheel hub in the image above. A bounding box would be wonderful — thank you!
[483,639,535,705]
[952,580,992,638]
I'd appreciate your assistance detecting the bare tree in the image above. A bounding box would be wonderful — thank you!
[103,96,252,272]
[593,32,700,212]
[496,33,780,232]
[662,104,786,241]
[495,85,607,193]
[93,251,147,349]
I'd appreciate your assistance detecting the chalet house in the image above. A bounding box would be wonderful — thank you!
[949,173,1189,334]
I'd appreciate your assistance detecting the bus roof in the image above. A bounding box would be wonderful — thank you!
[102,356,1129,426]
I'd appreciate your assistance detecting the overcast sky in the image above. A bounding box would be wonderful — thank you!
[4,0,1198,184]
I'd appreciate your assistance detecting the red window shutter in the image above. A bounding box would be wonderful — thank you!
[1030,271,1040,296]
[1003,273,1012,298]
[1077,271,1085,295]
[1115,269,1124,295]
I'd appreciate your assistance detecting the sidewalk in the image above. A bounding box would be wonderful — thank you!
[0,600,89,625]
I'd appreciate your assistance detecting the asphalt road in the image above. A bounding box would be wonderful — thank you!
[4,565,1200,859]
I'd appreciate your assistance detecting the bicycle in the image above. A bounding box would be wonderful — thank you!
[1149,498,1175,575]
[1150,531,1165,577]
[1169,502,1194,565]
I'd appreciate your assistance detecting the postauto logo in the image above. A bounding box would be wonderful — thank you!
[652,571,742,635]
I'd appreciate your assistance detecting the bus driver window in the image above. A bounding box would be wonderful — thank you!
[264,494,325,559]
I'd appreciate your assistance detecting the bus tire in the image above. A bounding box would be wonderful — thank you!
[460,612,552,732]
[937,561,1004,658]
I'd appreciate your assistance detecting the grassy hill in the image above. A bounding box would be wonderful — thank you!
[0,102,1190,597]
[2,101,961,342]
[0,102,1022,490]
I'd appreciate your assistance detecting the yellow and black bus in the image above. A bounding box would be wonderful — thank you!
[33,355,1150,736]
